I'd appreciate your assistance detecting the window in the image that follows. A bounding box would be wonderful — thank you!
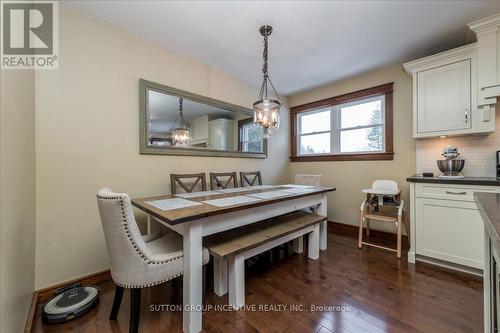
[291,83,393,161]
[238,118,263,153]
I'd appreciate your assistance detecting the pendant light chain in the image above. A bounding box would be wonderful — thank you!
[170,96,190,147]
[179,97,184,128]
[258,30,280,101]
[263,35,269,100]
[253,25,282,138]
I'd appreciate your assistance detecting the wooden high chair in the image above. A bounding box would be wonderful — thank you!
[358,180,407,258]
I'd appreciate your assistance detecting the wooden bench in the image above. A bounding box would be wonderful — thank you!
[204,211,327,309]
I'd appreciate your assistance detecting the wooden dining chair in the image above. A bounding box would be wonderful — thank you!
[210,172,238,190]
[170,173,207,194]
[240,171,288,262]
[96,188,210,333]
[239,171,262,187]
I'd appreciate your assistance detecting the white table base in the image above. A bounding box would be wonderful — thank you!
[149,192,328,333]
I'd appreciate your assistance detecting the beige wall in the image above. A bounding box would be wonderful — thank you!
[0,70,36,332]
[34,7,290,289]
[289,65,416,232]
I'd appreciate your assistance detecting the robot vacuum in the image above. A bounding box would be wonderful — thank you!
[42,284,99,324]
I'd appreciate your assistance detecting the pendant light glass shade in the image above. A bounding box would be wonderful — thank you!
[253,98,281,137]
[172,127,190,147]
[253,25,282,138]
[171,97,190,147]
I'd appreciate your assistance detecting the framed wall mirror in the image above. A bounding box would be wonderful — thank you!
[139,79,267,158]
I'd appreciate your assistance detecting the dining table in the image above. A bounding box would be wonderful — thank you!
[131,184,335,333]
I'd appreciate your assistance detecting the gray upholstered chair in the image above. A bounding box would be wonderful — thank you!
[96,188,209,333]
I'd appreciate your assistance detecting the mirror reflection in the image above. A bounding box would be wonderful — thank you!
[147,89,264,153]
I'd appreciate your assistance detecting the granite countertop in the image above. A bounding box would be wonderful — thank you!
[475,193,500,248]
[407,175,500,186]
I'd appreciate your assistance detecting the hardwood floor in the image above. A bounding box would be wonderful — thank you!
[32,227,483,333]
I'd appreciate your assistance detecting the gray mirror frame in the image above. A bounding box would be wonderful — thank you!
[139,79,267,159]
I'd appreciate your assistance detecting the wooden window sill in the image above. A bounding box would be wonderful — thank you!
[290,152,394,162]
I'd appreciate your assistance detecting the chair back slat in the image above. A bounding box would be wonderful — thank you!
[170,173,207,194]
[210,172,238,190]
[239,171,262,187]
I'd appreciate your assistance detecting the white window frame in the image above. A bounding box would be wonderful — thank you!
[297,95,386,156]
[240,122,263,153]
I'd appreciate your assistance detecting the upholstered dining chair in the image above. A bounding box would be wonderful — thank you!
[170,173,207,194]
[210,172,238,190]
[96,188,210,333]
[239,171,262,187]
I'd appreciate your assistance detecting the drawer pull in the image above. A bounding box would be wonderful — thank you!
[445,191,467,195]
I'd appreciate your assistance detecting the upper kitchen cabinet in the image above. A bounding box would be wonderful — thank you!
[469,13,500,105]
[404,44,496,138]
[417,59,471,134]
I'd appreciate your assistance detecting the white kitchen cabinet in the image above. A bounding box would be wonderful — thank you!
[209,118,234,150]
[189,115,209,146]
[415,197,483,269]
[484,231,500,333]
[409,182,500,274]
[468,13,500,105]
[477,192,500,333]
[404,44,495,138]
[416,60,471,134]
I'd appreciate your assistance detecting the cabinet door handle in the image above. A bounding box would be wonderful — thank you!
[465,108,468,123]
[445,191,467,195]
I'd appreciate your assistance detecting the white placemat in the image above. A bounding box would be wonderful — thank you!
[248,184,277,190]
[202,195,262,207]
[279,187,316,194]
[282,184,314,188]
[247,190,291,199]
[216,187,253,193]
[175,190,222,199]
[145,198,202,211]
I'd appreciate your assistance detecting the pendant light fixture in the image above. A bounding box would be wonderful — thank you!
[253,25,282,138]
[171,97,190,147]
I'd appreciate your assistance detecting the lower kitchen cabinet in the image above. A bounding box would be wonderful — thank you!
[415,198,483,269]
[409,181,500,274]
[476,193,500,333]
[484,235,500,333]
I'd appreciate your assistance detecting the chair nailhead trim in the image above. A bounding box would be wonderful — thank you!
[98,193,209,288]
[112,258,209,289]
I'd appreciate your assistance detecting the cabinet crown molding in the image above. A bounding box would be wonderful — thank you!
[468,13,500,35]
[403,43,477,74]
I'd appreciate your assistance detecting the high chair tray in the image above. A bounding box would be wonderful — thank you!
[362,188,400,195]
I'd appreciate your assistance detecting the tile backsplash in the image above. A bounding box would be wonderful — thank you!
[416,111,500,177]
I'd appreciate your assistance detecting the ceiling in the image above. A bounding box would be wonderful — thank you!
[63,1,500,95]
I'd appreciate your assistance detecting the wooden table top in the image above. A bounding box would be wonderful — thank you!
[131,185,335,225]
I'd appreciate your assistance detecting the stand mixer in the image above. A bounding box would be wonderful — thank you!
[437,146,465,178]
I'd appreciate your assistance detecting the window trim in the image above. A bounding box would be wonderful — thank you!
[290,82,394,162]
[238,118,264,153]
[238,118,252,151]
